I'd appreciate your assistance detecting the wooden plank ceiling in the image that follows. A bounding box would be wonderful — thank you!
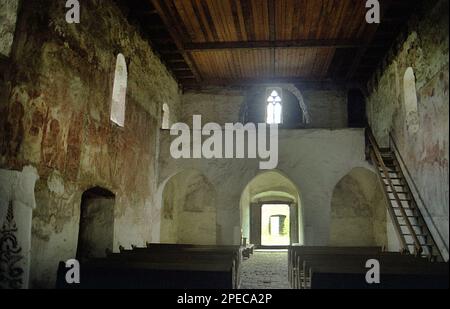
[116,0,421,89]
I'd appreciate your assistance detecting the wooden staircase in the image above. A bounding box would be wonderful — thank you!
[366,128,443,261]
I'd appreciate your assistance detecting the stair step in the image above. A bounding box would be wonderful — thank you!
[380,169,400,173]
[390,198,411,201]
[383,163,396,167]
[396,215,419,219]
[392,205,415,210]
[403,233,428,237]
[406,243,434,247]
[382,177,402,180]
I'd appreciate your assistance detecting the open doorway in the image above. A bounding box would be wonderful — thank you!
[240,171,303,247]
[76,187,115,261]
[261,204,290,246]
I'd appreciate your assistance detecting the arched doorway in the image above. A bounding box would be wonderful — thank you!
[76,187,115,261]
[330,168,387,247]
[160,170,217,245]
[240,171,303,247]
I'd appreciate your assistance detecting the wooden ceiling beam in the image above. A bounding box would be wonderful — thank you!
[182,79,359,91]
[184,39,363,51]
[182,77,338,86]
[151,0,202,83]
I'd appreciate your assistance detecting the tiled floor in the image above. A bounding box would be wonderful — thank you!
[239,249,291,289]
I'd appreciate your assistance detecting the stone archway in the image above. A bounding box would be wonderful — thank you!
[240,170,303,247]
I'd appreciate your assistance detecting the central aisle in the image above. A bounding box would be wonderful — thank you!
[240,250,291,289]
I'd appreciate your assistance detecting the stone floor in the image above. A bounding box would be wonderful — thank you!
[239,249,291,289]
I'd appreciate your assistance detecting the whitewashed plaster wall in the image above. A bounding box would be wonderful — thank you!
[157,128,386,246]
[0,166,39,289]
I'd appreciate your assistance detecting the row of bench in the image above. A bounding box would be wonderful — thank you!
[288,245,449,289]
[57,243,252,289]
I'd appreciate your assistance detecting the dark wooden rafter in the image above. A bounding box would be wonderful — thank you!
[346,0,400,80]
[182,77,340,87]
[184,39,365,51]
[151,0,202,83]
[268,0,276,77]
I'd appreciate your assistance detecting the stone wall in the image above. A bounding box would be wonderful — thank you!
[303,89,348,129]
[0,0,181,288]
[366,0,449,259]
[181,86,348,128]
[181,88,245,126]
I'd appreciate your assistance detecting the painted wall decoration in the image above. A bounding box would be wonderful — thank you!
[0,202,24,289]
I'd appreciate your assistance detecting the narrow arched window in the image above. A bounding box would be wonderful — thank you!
[266,88,283,124]
[403,67,419,133]
[162,103,170,130]
[110,54,127,127]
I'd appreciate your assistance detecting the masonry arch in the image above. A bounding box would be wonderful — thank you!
[160,169,217,245]
[240,170,303,247]
[330,167,387,247]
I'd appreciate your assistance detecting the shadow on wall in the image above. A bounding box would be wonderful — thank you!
[160,170,217,245]
[330,167,388,247]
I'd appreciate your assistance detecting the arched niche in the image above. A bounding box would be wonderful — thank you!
[330,168,387,247]
[160,170,217,245]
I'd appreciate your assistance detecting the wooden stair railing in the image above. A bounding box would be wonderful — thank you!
[366,128,423,257]
[388,132,444,261]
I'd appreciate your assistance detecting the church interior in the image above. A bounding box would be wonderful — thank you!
[0,0,448,289]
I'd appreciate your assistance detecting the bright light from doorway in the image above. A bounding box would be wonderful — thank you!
[261,204,290,246]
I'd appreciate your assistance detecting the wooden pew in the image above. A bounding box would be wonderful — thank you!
[288,246,382,288]
[299,253,406,288]
[56,244,241,289]
[297,253,448,289]
[308,261,449,289]
[56,258,235,289]
[136,244,243,287]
